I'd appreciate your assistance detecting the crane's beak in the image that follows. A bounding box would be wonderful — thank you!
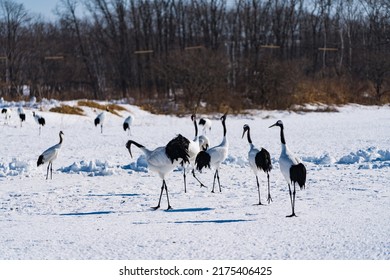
[269,123,277,128]
[241,129,246,139]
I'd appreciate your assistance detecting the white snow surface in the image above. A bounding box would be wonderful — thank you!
[0,101,389,260]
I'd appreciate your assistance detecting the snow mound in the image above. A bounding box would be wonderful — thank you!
[338,147,390,164]
[223,155,247,167]
[122,155,148,173]
[303,153,337,165]
[0,159,33,177]
[59,160,115,176]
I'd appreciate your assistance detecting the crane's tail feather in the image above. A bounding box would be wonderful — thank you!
[290,163,306,190]
[123,123,129,131]
[37,155,44,166]
[165,134,190,164]
[255,148,273,172]
[195,151,211,171]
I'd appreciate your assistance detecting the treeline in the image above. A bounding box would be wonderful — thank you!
[0,0,389,112]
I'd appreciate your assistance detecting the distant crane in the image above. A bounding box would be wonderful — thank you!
[242,124,272,205]
[269,120,306,217]
[95,107,109,134]
[126,134,190,210]
[123,115,134,135]
[17,107,26,127]
[1,108,11,125]
[37,131,64,180]
[196,114,229,193]
[199,117,212,134]
[33,112,46,135]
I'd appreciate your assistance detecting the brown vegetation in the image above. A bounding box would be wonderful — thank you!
[49,105,85,116]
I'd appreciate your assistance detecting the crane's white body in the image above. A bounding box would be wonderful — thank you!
[140,146,179,179]
[206,137,228,170]
[279,144,301,184]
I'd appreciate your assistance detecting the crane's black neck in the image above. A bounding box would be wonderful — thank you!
[246,128,252,144]
[193,117,198,137]
[280,125,286,145]
[222,118,227,137]
[128,140,144,149]
[59,133,63,144]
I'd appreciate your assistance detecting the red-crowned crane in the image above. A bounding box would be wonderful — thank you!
[242,124,273,205]
[123,115,134,135]
[269,120,306,217]
[195,114,228,193]
[33,112,45,135]
[126,134,190,210]
[37,131,64,180]
[1,108,11,125]
[199,117,212,134]
[95,107,109,134]
[17,107,26,127]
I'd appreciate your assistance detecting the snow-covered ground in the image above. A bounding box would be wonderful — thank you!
[0,99,389,260]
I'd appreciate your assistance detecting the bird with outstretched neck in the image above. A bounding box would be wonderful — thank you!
[126,134,190,210]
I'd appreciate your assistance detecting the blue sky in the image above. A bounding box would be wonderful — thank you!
[19,0,59,20]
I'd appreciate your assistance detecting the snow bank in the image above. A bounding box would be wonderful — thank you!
[0,159,33,177]
[122,155,148,173]
[338,147,390,169]
[59,160,115,176]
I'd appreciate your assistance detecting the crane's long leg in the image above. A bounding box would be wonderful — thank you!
[46,163,50,180]
[211,170,218,193]
[164,180,172,210]
[152,181,165,210]
[267,172,272,204]
[192,169,207,188]
[292,183,296,216]
[101,125,103,134]
[39,126,41,136]
[286,183,297,217]
[255,175,262,205]
[183,166,187,193]
[216,169,222,192]
[50,163,53,180]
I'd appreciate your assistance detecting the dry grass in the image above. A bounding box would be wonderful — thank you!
[50,105,85,115]
[77,100,127,116]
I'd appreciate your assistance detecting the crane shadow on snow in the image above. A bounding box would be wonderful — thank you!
[60,211,115,216]
[163,207,214,213]
[172,219,254,224]
[85,193,140,198]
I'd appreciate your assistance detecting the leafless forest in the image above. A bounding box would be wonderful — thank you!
[0,0,389,112]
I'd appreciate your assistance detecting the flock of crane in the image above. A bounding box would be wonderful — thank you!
[2,106,306,217]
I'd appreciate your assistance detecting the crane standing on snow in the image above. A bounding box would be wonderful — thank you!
[126,134,190,210]
[242,124,273,205]
[269,120,306,217]
[33,112,45,135]
[196,114,229,193]
[37,131,64,180]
